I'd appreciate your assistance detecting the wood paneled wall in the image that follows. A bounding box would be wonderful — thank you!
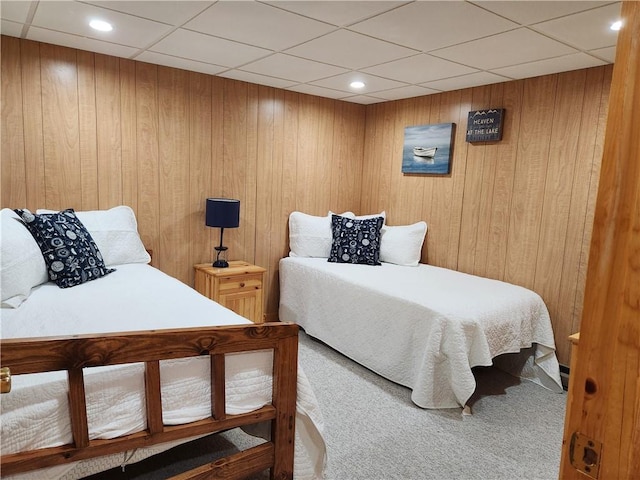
[1,36,611,365]
[0,37,365,317]
[361,66,612,364]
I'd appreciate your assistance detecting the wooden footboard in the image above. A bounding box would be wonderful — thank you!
[0,322,299,480]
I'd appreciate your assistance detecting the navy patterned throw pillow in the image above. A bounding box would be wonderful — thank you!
[328,214,383,265]
[14,208,115,288]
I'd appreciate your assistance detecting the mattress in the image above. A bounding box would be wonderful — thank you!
[279,257,563,409]
[1,263,326,480]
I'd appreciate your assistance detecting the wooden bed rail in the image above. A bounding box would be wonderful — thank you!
[1,322,299,480]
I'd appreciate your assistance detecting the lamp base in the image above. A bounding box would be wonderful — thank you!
[213,244,229,268]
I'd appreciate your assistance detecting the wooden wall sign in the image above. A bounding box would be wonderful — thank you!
[466,109,504,142]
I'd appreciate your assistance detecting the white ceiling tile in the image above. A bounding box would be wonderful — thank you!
[363,54,478,84]
[240,53,347,83]
[350,1,518,52]
[134,51,227,76]
[532,3,621,50]
[311,72,406,95]
[421,72,511,92]
[184,1,335,51]
[150,29,271,67]
[26,26,138,57]
[590,46,617,63]
[218,70,297,90]
[31,1,173,48]
[431,28,577,70]
[339,94,387,105]
[266,1,408,27]
[372,85,442,101]
[1,20,24,37]
[84,1,214,26]
[0,0,621,104]
[470,1,611,25]
[492,52,606,79]
[286,30,416,70]
[286,84,350,100]
[1,0,34,23]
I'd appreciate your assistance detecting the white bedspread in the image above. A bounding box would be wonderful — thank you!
[279,257,563,409]
[1,264,326,480]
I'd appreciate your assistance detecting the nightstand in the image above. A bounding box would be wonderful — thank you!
[194,261,266,324]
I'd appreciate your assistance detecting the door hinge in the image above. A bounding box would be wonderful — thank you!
[569,431,602,479]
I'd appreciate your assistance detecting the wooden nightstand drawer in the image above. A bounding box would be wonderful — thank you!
[218,274,263,294]
[194,261,266,324]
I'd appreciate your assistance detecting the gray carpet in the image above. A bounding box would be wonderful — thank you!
[85,329,567,480]
[298,330,567,480]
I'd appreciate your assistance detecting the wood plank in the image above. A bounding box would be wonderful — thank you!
[135,62,160,261]
[533,69,587,346]
[144,360,163,434]
[120,59,138,212]
[223,80,248,261]
[243,83,259,264]
[67,368,89,448]
[158,66,190,282]
[457,85,492,274]
[554,66,607,364]
[20,40,46,210]
[188,72,213,275]
[95,54,123,208]
[169,443,274,480]
[77,50,98,210]
[472,83,504,277]
[255,85,275,305]
[484,80,523,281]
[504,74,557,289]
[210,354,226,421]
[267,88,286,315]
[41,44,81,210]
[0,36,26,208]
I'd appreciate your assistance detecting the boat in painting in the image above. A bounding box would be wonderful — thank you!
[413,146,437,158]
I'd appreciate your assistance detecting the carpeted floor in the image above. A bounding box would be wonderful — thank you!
[85,329,567,480]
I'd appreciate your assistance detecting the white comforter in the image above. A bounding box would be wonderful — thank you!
[279,257,563,409]
[1,263,326,480]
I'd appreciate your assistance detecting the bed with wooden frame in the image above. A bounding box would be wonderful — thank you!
[0,207,326,480]
[1,322,301,479]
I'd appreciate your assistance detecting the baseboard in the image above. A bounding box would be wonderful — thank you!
[560,364,570,391]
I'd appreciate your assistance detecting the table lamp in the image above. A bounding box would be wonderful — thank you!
[205,198,240,268]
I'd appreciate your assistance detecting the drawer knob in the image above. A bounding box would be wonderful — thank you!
[240,282,245,287]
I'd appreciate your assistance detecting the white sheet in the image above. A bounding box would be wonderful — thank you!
[1,263,326,479]
[279,257,563,409]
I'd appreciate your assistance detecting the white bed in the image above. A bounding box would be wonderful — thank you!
[1,263,326,479]
[279,256,563,410]
[0,207,326,479]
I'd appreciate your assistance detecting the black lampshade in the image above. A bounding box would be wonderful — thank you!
[206,198,240,229]
[205,198,240,268]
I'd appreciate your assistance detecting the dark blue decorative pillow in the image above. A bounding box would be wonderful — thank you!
[13,208,115,288]
[328,214,383,265]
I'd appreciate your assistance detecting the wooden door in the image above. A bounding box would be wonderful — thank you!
[559,2,640,479]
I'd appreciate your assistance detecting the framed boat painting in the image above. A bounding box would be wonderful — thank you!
[402,123,455,175]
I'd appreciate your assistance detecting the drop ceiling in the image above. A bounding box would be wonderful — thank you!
[0,1,621,104]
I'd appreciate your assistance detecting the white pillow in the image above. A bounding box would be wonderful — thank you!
[1,208,49,308]
[37,206,150,267]
[355,211,386,222]
[289,211,355,258]
[379,221,428,267]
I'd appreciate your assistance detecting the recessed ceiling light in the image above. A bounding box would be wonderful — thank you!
[610,20,622,31]
[350,81,365,89]
[89,19,113,32]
